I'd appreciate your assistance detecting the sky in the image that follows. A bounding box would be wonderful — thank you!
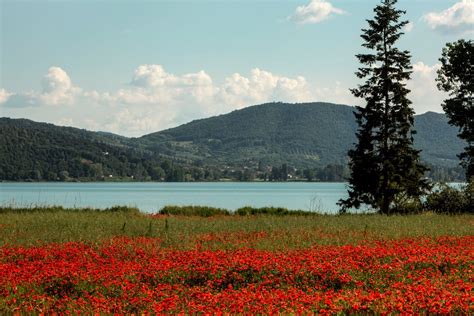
[1,0,473,136]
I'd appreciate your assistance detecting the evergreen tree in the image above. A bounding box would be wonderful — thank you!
[436,39,473,181]
[339,0,429,214]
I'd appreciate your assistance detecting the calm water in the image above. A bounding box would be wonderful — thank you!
[0,182,350,213]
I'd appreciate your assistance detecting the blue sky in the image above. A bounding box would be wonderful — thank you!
[1,0,472,136]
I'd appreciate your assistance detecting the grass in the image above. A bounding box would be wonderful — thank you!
[0,205,472,249]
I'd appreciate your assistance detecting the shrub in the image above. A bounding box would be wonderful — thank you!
[235,206,314,216]
[424,183,471,214]
[159,205,230,217]
[103,206,141,214]
[390,192,424,214]
[391,199,423,215]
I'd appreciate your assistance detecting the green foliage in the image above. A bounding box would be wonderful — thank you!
[234,206,314,216]
[340,0,430,214]
[436,39,474,179]
[424,183,473,214]
[390,195,424,215]
[159,205,230,217]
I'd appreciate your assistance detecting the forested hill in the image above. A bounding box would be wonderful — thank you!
[0,118,177,181]
[0,102,466,181]
[139,102,465,168]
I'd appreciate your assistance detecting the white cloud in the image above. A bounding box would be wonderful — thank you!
[219,68,314,110]
[42,67,72,93]
[131,64,174,87]
[3,67,81,108]
[1,92,38,108]
[408,62,447,114]
[423,0,474,34]
[404,22,414,33]
[121,64,216,106]
[39,66,81,106]
[288,0,346,25]
[0,89,12,104]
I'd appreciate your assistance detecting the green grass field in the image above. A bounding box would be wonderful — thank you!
[0,206,472,249]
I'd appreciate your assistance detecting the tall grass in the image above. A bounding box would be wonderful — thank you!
[0,205,472,249]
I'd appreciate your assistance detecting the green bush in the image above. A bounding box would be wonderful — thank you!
[159,205,230,217]
[424,183,472,214]
[103,206,142,214]
[235,206,314,216]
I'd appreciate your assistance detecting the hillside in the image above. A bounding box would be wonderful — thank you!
[139,102,465,168]
[0,102,466,181]
[0,118,172,181]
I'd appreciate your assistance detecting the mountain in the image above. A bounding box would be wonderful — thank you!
[138,102,358,167]
[138,102,465,168]
[0,102,466,181]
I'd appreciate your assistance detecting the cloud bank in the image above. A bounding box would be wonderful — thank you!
[1,62,446,136]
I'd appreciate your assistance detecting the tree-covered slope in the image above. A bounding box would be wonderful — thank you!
[139,102,465,168]
[0,118,156,181]
[0,102,466,181]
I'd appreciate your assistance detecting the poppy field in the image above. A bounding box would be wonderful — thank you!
[0,207,473,314]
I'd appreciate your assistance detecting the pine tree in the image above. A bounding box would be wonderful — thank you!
[339,0,429,214]
[436,39,473,181]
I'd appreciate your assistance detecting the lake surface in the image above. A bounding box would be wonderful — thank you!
[0,182,352,213]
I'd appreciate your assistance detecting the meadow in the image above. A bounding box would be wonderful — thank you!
[0,206,473,313]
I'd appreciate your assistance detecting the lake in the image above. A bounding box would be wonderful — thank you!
[0,182,352,213]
